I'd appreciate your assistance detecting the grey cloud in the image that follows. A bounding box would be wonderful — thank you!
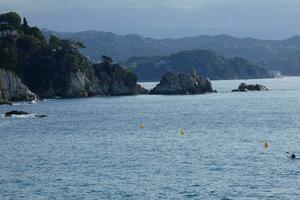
[1,0,300,39]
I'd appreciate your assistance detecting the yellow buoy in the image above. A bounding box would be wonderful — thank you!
[180,128,185,136]
[139,124,145,129]
[264,141,269,148]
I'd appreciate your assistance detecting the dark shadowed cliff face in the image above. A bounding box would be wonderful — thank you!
[150,67,214,95]
[127,50,272,81]
[0,12,145,99]
[35,59,146,98]
[93,61,146,96]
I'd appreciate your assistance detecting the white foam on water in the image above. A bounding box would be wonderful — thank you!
[29,100,38,104]
[12,100,39,106]
[1,113,37,119]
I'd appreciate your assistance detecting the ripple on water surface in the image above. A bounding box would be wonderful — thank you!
[1,77,300,199]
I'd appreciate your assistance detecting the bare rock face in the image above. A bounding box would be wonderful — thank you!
[39,60,148,98]
[0,69,37,101]
[0,98,12,105]
[149,67,214,95]
[58,71,97,98]
[232,83,268,92]
[92,61,148,96]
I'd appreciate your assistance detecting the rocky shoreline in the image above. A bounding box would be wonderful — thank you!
[0,12,271,105]
[0,12,148,101]
[1,68,273,106]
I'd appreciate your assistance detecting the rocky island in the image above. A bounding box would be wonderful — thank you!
[232,83,269,92]
[150,67,215,95]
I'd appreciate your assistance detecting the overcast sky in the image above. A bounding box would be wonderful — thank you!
[1,0,300,39]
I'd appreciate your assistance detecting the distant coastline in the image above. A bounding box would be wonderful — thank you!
[1,11,298,105]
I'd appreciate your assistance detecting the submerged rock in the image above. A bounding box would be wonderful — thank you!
[4,110,47,118]
[4,110,30,117]
[0,69,38,101]
[35,114,48,118]
[150,67,214,95]
[232,83,268,92]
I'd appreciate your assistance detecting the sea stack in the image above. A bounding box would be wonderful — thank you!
[150,67,215,95]
[232,83,269,92]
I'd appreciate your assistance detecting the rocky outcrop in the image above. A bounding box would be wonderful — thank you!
[4,110,47,118]
[232,83,269,92]
[0,98,12,105]
[93,61,148,96]
[150,67,214,95]
[4,110,29,117]
[0,69,38,101]
[1,12,146,99]
[136,84,149,94]
[53,70,99,98]
[38,60,148,98]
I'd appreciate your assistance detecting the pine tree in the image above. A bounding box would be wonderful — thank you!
[23,17,29,30]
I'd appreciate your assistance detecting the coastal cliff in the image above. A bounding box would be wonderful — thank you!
[0,68,37,101]
[41,59,148,98]
[0,12,146,99]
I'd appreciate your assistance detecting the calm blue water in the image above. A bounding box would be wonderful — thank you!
[1,77,300,199]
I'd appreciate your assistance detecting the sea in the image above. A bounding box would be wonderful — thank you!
[1,77,300,199]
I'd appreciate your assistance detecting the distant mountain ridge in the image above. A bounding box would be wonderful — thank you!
[126,50,271,81]
[42,29,300,76]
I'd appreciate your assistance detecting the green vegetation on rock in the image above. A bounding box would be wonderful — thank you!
[127,50,272,81]
[0,12,145,99]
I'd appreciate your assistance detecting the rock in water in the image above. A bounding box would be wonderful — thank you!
[4,110,48,118]
[35,114,48,118]
[150,67,214,95]
[232,83,268,92]
[0,69,38,101]
[4,110,30,117]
